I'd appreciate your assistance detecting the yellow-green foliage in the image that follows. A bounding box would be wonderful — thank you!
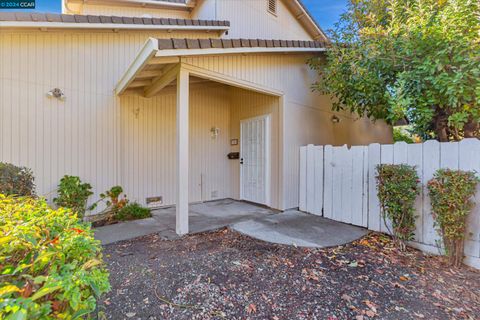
[0,195,110,319]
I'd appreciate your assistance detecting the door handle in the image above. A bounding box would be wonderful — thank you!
[240,158,244,165]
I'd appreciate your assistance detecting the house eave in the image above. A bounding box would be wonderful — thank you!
[0,21,229,32]
[155,46,326,58]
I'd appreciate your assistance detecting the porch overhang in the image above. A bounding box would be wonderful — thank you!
[114,37,314,236]
[114,37,326,96]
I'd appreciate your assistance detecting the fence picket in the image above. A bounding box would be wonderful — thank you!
[362,147,369,228]
[407,143,424,243]
[299,146,307,212]
[351,146,365,226]
[422,140,441,248]
[380,144,394,234]
[368,144,381,231]
[459,139,480,260]
[323,145,334,219]
[306,145,315,214]
[312,146,324,216]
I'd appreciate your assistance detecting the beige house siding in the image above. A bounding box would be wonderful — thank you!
[68,3,191,19]
[193,0,313,40]
[119,85,232,207]
[0,29,391,213]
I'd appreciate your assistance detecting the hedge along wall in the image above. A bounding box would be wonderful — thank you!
[299,139,480,269]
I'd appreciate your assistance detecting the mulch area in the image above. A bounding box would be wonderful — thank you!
[99,229,480,320]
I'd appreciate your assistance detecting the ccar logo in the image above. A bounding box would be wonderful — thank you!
[0,1,36,9]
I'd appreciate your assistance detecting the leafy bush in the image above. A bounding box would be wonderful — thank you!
[393,127,415,144]
[53,175,94,219]
[116,203,151,221]
[0,163,35,197]
[376,164,420,250]
[98,186,128,215]
[0,195,110,319]
[427,169,479,267]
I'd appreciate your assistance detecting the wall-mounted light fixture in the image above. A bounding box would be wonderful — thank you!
[210,127,220,139]
[331,115,341,124]
[47,88,66,101]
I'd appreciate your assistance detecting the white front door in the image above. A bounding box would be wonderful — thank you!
[240,115,271,206]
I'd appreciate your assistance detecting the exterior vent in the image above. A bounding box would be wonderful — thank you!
[267,0,277,15]
[146,196,163,208]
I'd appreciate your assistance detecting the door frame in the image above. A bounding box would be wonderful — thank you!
[239,114,272,207]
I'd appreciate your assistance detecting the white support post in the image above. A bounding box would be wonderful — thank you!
[176,67,189,235]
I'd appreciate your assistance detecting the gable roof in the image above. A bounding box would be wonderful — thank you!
[0,12,229,31]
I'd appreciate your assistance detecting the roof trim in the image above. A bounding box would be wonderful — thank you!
[0,21,229,31]
[155,46,326,58]
[0,12,229,31]
[156,38,327,51]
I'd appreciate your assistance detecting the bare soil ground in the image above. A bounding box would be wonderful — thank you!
[99,229,480,320]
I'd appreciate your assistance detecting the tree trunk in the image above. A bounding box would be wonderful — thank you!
[464,119,479,139]
[434,114,450,142]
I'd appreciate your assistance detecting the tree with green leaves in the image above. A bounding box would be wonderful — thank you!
[309,0,480,141]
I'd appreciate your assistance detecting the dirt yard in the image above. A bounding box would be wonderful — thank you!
[99,229,480,320]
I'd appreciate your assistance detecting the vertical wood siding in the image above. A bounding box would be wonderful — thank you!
[192,0,313,40]
[79,4,191,19]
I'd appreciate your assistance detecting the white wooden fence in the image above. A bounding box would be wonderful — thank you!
[299,139,480,269]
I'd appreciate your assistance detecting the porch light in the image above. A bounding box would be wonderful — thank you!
[331,115,341,124]
[210,127,220,139]
[47,88,66,101]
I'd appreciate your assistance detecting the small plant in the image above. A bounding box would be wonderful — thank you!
[376,164,420,251]
[0,162,35,196]
[53,175,93,219]
[427,169,479,267]
[99,186,128,215]
[116,203,151,221]
[0,195,110,319]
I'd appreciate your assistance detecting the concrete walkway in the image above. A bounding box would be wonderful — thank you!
[231,211,368,248]
[94,199,368,248]
[95,199,275,245]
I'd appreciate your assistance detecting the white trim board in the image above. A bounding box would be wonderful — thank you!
[0,21,229,32]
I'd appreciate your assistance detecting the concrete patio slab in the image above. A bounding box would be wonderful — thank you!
[94,199,275,245]
[95,199,368,248]
[231,210,368,248]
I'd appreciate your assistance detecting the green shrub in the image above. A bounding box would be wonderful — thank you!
[376,164,420,250]
[53,175,94,219]
[427,169,479,267]
[393,127,415,144]
[0,195,110,319]
[0,163,35,197]
[115,203,151,221]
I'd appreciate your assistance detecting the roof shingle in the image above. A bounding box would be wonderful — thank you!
[0,12,230,27]
[157,38,327,50]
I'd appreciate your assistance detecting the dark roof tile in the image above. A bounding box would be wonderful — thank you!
[156,38,326,51]
[0,12,229,28]
[61,14,76,23]
[158,39,174,50]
